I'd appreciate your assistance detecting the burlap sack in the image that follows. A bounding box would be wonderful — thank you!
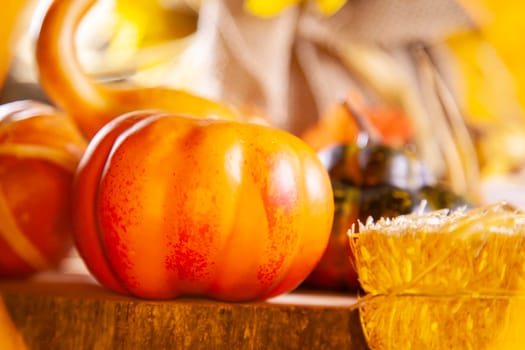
[196,0,474,132]
[188,0,479,198]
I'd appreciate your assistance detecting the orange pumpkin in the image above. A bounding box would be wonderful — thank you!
[73,111,334,301]
[0,100,86,277]
[35,0,239,139]
[301,95,413,151]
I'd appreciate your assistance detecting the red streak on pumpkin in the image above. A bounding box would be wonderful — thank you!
[98,154,141,290]
[165,226,211,281]
[256,156,299,287]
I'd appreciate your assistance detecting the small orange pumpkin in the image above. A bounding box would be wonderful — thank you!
[73,111,334,301]
[301,94,413,151]
[0,100,86,277]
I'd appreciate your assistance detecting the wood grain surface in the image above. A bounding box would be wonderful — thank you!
[0,273,370,350]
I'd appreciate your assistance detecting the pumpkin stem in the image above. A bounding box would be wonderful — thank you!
[341,99,381,147]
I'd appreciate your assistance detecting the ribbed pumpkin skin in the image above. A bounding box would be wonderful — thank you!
[0,100,86,277]
[73,112,334,301]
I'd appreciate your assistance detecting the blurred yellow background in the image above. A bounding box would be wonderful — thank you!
[0,0,30,90]
[2,0,524,114]
[1,0,525,178]
[447,0,525,175]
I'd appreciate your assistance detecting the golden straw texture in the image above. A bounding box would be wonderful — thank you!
[350,203,525,350]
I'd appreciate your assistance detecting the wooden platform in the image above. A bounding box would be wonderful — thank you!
[0,273,369,349]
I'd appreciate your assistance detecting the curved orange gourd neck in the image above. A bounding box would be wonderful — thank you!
[36,0,108,120]
[36,0,239,139]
